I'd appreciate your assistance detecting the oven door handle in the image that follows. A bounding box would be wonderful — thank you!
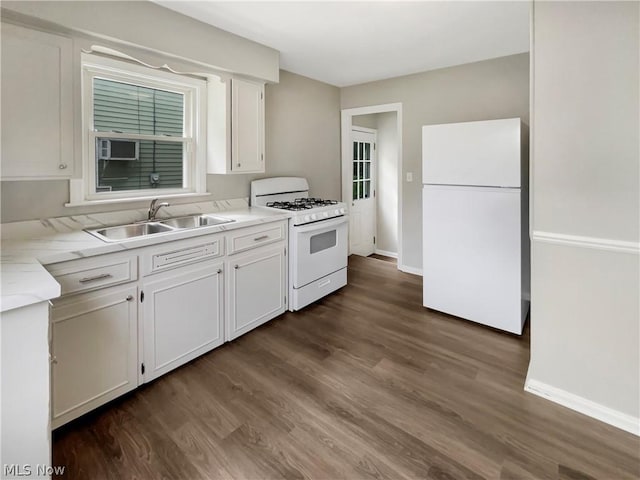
[294,215,348,233]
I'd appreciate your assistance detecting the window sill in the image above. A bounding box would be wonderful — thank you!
[65,191,212,208]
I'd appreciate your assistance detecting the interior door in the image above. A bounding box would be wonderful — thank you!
[350,128,376,256]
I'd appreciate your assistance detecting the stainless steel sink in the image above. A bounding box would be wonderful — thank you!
[159,215,235,229]
[88,222,174,242]
[86,214,235,242]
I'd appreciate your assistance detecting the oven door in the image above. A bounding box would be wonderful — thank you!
[291,216,349,288]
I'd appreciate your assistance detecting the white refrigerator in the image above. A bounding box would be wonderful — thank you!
[422,118,529,334]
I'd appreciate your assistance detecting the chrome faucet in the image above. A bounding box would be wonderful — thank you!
[148,198,170,221]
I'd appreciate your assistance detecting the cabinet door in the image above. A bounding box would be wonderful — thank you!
[142,261,224,382]
[51,284,138,428]
[1,23,73,178]
[227,244,286,340]
[231,78,264,173]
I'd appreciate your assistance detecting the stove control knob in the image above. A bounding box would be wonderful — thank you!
[323,212,329,218]
[304,215,311,222]
[311,214,317,220]
[334,209,341,216]
[339,208,345,215]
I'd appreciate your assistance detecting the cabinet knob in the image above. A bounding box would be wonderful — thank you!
[126,295,134,301]
[58,163,67,170]
[217,269,222,274]
[50,355,58,365]
[237,163,241,167]
[234,264,239,270]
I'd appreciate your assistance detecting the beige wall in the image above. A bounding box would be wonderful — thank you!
[527,1,639,429]
[341,53,530,270]
[264,71,341,200]
[0,70,340,222]
[352,114,377,129]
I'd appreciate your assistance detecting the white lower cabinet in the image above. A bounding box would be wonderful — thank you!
[227,244,286,340]
[50,284,138,428]
[142,261,224,382]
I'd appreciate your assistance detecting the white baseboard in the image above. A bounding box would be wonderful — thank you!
[525,379,640,436]
[398,264,423,276]
[374,249,397,258]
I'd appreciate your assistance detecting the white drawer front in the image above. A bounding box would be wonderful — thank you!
[142,234,224,275]
[47,256,138,296]
[227,221,286,255]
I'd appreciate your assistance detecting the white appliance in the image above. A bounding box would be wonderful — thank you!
[422,118,529,334]
[251,177,348,311]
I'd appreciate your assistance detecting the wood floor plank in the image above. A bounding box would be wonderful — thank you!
[53,255,640,479]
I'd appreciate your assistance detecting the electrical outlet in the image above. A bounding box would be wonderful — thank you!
[406,172,413,182]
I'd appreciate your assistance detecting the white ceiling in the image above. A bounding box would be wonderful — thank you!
[154,1,531,87]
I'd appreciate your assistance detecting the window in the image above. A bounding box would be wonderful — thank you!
[352,140,372,200]
[77,53,207,203]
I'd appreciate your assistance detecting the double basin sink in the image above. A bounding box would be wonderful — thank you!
[87,214,235,242]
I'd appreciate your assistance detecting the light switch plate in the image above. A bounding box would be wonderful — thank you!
[406,172,413,182]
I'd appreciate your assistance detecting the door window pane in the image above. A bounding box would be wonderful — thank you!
[365,143,370,160]
[359,142,363,161]
[353,141,357,160]
[364,181,371,199]
[364,162,370,180]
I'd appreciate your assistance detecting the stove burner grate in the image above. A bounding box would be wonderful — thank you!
[265,198,339,211]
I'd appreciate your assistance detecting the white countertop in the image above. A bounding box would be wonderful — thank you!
[1,199,290,313]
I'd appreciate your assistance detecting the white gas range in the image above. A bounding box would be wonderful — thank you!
[251,177,348,311]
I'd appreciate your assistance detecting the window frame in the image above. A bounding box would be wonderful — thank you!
[77,53,207,203]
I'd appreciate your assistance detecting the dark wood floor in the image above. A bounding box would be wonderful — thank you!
[53,255,640,479]
[368,253,397,263]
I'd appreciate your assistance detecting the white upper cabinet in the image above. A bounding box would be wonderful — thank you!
[232,78,265,173]
[1,23,73,179]
[208,77,265,174]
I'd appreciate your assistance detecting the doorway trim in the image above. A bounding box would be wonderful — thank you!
[341,103,403,269]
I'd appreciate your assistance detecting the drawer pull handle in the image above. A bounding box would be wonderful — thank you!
[217,269,222,274]
[254,235,269,241]
[79,273,113,283]
[126,295,134,301]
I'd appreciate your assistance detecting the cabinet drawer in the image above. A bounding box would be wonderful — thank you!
[142,234,224,275]
[227,221,286,255]
[46,255,137,296]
